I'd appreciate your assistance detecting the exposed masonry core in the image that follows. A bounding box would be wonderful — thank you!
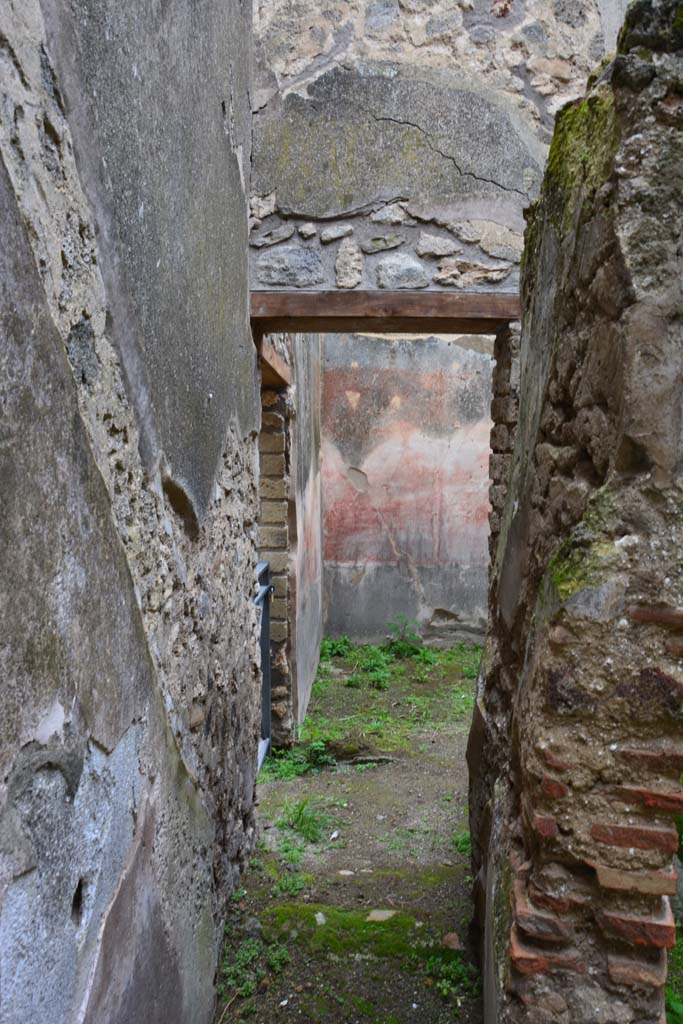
[469,3,683,1020]
[250,0,630,292]
[488,324,521,564]
[0,1,259,1021]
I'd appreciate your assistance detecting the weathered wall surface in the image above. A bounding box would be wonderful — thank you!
[469,2,683,1020]
[322,333,492,644]
[250,0,630,292]
[258,334,323,743]
[291,334,325,722]
[0,2,259,1022]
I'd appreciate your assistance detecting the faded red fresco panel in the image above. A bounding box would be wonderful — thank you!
[322,333,493,643]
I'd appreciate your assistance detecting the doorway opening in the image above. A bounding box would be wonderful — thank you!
[222,291,519,1024]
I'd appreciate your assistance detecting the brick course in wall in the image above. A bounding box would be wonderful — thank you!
[258,387,295,745]
[469,4,683,1020]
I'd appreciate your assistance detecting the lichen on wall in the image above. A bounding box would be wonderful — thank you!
[470,1,683,1019]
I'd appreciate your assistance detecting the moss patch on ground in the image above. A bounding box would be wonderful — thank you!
[216,636,482,1023]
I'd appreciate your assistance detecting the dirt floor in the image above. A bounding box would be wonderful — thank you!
[214,636,484,1024]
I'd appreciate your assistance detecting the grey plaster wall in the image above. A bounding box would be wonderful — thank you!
[250,0,630,292]
[0,2,260,1022]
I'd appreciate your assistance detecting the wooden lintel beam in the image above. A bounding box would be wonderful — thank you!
[250,290,520,337]
[259,335,292,387]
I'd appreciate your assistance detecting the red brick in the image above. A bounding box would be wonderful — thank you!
[613,785,683,814]
[607,950,667,989]
[513,880,573,944]
[591,821,679,854]
[593,862,678,896]
[626,604,683,628]
[597,899,676,949]
[542,775,570,800]
[533,814,559,840]
[509,926,585,976]
[618,748,683,776]
[542,748,571,772]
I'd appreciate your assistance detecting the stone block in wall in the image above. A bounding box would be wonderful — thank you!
[270,597,288,621]
[262,550,288,575]
[490,395,519,426]
[260,477,287,500]
[271,574,288,600]
[260,500,288,524]
[262,411,285,431]
[270,621,288,643]
[261,453,285,477]
[258,526,288,550]
[259,432,285,454]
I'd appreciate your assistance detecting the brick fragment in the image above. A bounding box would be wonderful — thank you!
[542,748,571,772]
[607,950,667,989]
[597,899,676,949]
[513,880,573,944]
[533,813,559,840]
[591,821,679,853]
[509,926,585,976]
[626,604,683,629]
[613,785,683,813]
[593,862,678,896]
[618,748,683,776]
[542,775,570,800]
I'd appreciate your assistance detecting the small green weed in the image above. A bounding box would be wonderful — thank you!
[277,835,305,867]
[320,636,353,659]
[273,873,307,897]
[452,830,472,855]
[218,939,264,999]
[259,740,336,782]
[266,942,290,974]
[668,930,683,1023]
[277,798,336,844]
[385,615,423,659]
[425,953,481,1001]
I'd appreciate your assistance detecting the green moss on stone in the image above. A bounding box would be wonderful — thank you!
[547,487,619,602]
[545,86,620,237]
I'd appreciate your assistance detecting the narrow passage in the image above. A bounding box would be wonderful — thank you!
[215,631,484,1024]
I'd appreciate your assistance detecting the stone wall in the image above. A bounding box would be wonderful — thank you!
[258,334,323,744]
[469,2,683,1020]
[250,0,630,292]
[322,332,493,644]
[0,3,259,1022]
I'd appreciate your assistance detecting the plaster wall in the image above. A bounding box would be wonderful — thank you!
[0,2,259,1022]
[322,333,493,644]
[250,0,630,293]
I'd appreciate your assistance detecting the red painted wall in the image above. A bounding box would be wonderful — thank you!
[322,333,493,643]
